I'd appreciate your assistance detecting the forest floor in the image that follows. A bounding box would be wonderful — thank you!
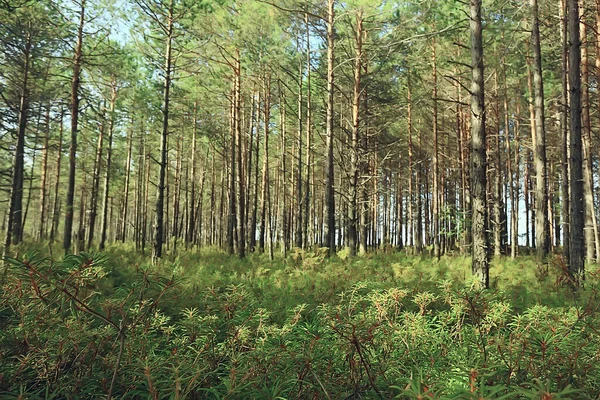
[1,243,600,398]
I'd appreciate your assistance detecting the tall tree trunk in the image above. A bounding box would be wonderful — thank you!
[99,85,116,250]
[493,72,502,257]
[64,0,85,253]
[531,0,549,262]
[295,37,303,249]
[39,104,50,240]
[580,16,598,262]
[349,10,363,256]
[324,0,336,255]
[303,13,311,249]
[470,0,489,288]
[408,76,414,251]
[121,114,134,243]
[259,75,271,253]
[432,39,441,259]
[153,1,173,259]
[87,107,105,250]
[235,54,245,258]
[50,107,64,241]
[227,84,237,254]
[5,29,31,249]
[511,98,521,259]
[569,0,585,280]
[560,0,570,262]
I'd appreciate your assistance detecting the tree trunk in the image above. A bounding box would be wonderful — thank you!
[121,114,134,243]
[432,39,441,259]
[470,0,489,288]
[64,0,85,253]
[569,0,585,280]
[5,29,31,249]
[580,17,598,262]
[39,104,50,240]
[324,0,336,255]
[153,1,173,259]
[531,0,549,262]
[349,10,363,256]
[303,13,312,250]
[99,85,116,250]
[50,107,64,241]
[87,106,105,250]
[235,54,245,258]
[259,75,271,253]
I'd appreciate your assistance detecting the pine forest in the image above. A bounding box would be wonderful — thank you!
[2,0,600,397]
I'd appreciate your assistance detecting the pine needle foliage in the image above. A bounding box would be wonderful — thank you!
[1,247,600,398]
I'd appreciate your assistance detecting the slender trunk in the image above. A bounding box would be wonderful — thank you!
[349,10,363,256]
[493,72,502,257]
[303,13,311,249]
[227,84,237,254]
[235,54,245,258]
[408,78,414,251]
[64,0,85,253]
[580,17,597,262]
[5,29,31,249]
[432,39,441,259]
[295,37,303,249]
[324,0,336,255]
[87,107,105,250]
[569,0,585,279]
[470,0,489,288]
[121,114,134,242]
[259,76,271,253]
[531,0,549,261]
[50,107,64,241]
[39,104,50,240]
[153,2,173,259]
[99,86,116,250]
[512,98,521,258]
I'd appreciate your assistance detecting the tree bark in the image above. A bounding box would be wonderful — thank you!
[470,0,489,288]
[580,16,598,262]
[531,0,549,262]
[64,0,85,253]
[153,0,173,259]
[569,0,585,280]
[324,0,336,255]
[99,85,116,250]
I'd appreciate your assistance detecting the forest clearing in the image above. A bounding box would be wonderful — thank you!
[2,0,600,397]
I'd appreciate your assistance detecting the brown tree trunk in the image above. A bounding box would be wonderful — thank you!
[87,106,105,250]
[470,0,489,288]
[121,114,134,243]
[580,16,598,262]
[432,39,441,259]
[324,0,336,255]
[569,0,585,279]
[235,54,245,258]
[64,0,85,253]
[99,85,116,250]
[259,75,271,253]
[349,10,363,256]
[152,0,174,259]
[531,0,549,262]
[50,107,65,241]
[5,29,31,249]
[38,104,50,240]
[303,13,311,249]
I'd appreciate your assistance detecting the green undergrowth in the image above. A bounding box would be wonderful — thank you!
[1,243,600,398]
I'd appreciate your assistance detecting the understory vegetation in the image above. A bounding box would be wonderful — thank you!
[1,245,600,399]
